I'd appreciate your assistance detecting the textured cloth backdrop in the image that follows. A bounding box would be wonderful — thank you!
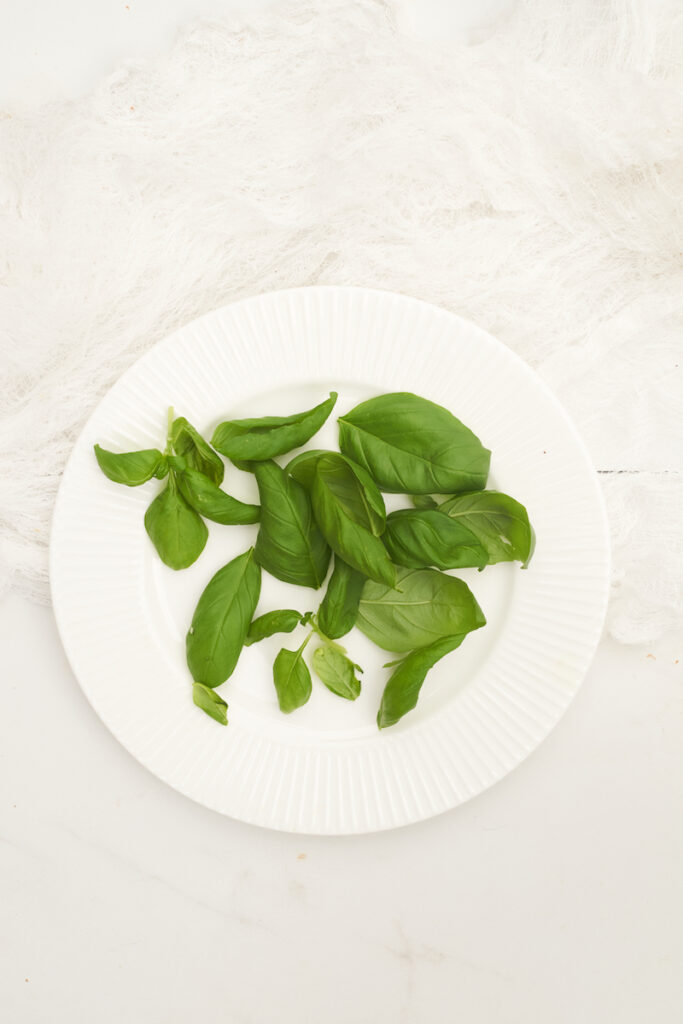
[1,0,682,641]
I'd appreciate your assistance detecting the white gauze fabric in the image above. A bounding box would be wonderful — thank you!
[1,0,682,642]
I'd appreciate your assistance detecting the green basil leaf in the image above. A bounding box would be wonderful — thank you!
[311,454,395,587]
[94,444,164,486]
[171,416,224,485]
[410,494,437,510]
[144,475,208,569]
[153,455,170,480]
[253,461,331,588]
[357,567,485,652]
[285,448,330,488]
[437,490,535,566]
[377,635,465,729]
[273,640,312,713]
[312,645,362,701]
[317,556,366,639]
[245,609,305,646]
[338,392,490,494]
[211,392,338,461]
[286,450,386,522]
[175,466,260,525]
[192,682,228,725]
[186,548,261,687]
[383,509,488,570]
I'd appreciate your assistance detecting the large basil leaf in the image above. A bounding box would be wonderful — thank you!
[311,454,395,587]
[211,392,337,462]
[383,509,488,570]
[357,567,485,652]
[94,444,164,486]
[338,392,490,494]
[175,465,260,525]
[192,682,228,725]
[273,640,312,713]
[186,548,261,687]
[312,646,361,701]
[171,416,224,485]
[253,461,330,588]
[438,490,535,566]
[144,475,208,569]
[245,609,307,646]
[377,635,465,728]
[317,556,365,639]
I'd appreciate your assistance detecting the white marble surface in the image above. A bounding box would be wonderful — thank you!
[2,1,682,1021]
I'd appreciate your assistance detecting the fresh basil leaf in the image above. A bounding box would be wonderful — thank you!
[410,494,437,510]
[153,456,169,480]
[94,444,164,486]
[377,635,465,728]
[186,548,261,687]
[175,466,260,525]
[338,392,490,494]
[171,416,224,485]
[192,682,228,725]
[253,461,331,588]
[285,448,330,488]
[317,556,366,639]
[286,449,386,522]
[211,392,338,462]
[311,454,395,587]
[357,567,485,652]
[438,490,535,566]
[312,645,362,701]
[245,609,305,646]
[273,640,312,713]
[144,475,208,569]
[383,509,488,570]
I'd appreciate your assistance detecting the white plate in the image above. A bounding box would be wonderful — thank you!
[51,287,609,834]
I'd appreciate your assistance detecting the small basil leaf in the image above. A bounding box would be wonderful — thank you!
[253,461,330,589]
[245,609,305,646]
[338,392,490,494]
[311,454,395,587]
[357,567,485,652]
[317,556,366,639]
[383,509,488,570]
[186,548,261,687]
[377,635,465,729]
[94,444,164,486]
[211,392,338,462]
[171,416,224,485]
[192,682,228,725]
[437,490,534,566]
[273,641,312,713]
[312,646,362,701]
[410,494,437,510]
[176,466,260,525]
[144,475,208,569]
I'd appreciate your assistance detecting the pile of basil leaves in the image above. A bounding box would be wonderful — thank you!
[95,391,534,729]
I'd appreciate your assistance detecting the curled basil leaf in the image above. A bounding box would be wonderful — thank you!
[192,682,228,725]
[186,548,261,687]
[171,416,224,485]
[383,509,488,570]
[410,494,437,510]
[357,567,485,652]
[273,639,312,713]
[338,392,490,494]
[438,490,535,567]
[317,556,365,639]
[175,465,260,525]
[311,454,395,587]
[377,635,465,729]
[94,444,164,486]
[153,456,170,480]
[144,474,208,569]
[312,646,362,701]
[253,461,330,588]
[285,448,330,488]
[245,609,306,646]
[211,392,338,462]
